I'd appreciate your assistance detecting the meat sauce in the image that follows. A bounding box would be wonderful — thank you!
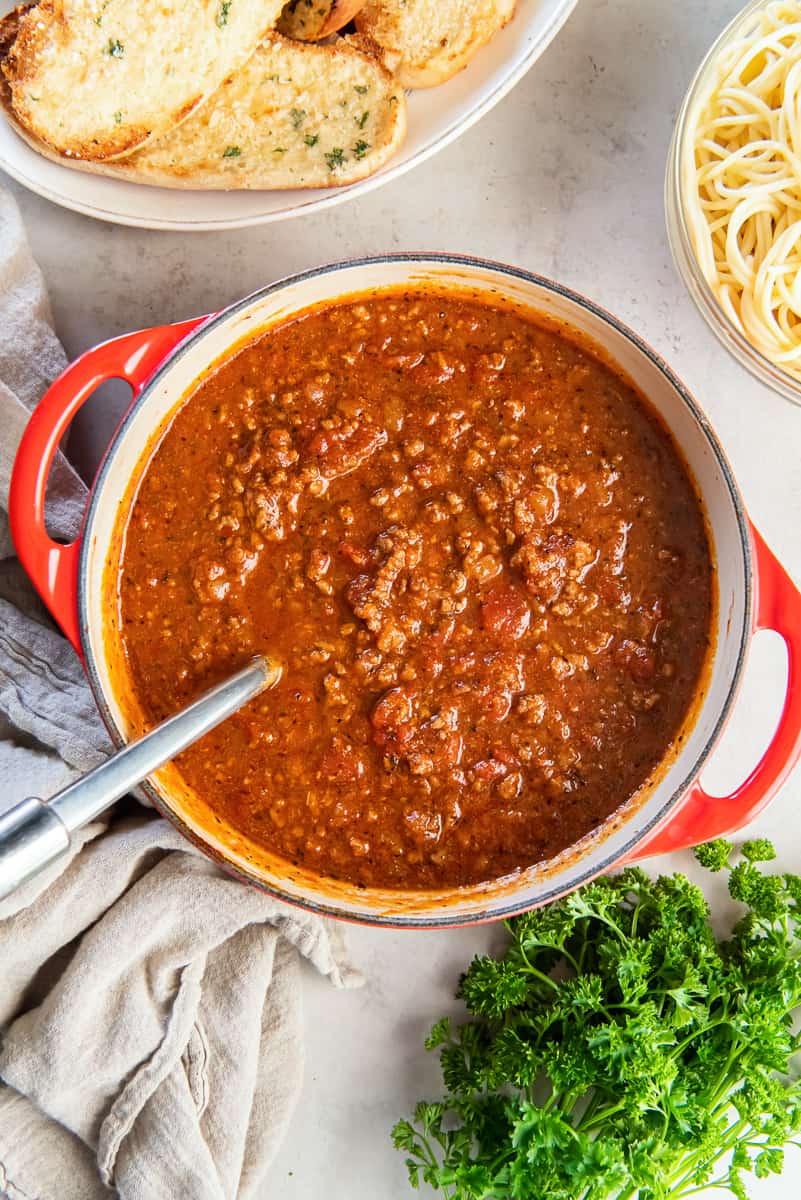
[114,292,713,889]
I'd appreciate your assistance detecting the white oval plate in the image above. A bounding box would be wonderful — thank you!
[0,0,576,230]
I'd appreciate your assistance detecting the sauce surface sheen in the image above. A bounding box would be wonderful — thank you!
[117,291,713,889]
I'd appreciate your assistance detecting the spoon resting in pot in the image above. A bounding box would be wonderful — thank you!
[0,655,282,902]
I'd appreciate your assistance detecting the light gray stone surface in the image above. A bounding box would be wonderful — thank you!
[4,0,800,1195]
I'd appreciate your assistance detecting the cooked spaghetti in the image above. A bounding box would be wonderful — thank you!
[682,1,801,379]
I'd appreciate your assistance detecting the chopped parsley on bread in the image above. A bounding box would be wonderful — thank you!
[2,0,285,160]
[0,0,517,191]
[1,28,407,190]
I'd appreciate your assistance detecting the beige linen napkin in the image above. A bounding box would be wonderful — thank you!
[0,186,360,1200]
[0,821,356,1200]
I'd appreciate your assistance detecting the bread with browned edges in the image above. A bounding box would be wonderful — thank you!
[355,0,516,88]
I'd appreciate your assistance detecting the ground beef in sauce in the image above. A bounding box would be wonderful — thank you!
[115,292,713,889]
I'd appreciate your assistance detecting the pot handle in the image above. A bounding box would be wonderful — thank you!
[8,317,208,655]
[624,522,801,861]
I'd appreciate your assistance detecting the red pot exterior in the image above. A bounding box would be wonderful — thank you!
[9,309,801,918]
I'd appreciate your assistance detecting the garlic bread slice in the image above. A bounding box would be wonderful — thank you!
[1,32,407,190]
[2,0,285,161]
[355,0,517,89]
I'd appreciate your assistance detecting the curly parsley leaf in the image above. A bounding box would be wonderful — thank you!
[694,837,734,872]
[393,841,801,1199]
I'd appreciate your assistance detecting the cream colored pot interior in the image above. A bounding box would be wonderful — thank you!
[80,258,750,925]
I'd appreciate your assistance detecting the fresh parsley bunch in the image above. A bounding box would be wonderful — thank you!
[393,840,801,1198]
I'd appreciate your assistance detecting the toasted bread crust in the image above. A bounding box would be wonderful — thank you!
[5,1,157,158]
[355,0,516,89]
[0,5,27,61]
[1,32,407,191]
[2,0,286,161]
[278,0,366,40]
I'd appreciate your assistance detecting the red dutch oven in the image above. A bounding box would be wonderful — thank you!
[9,256,801,926]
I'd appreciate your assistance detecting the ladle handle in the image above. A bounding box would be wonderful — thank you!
[0,657,280,902]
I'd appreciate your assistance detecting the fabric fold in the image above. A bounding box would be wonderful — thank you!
[0,819,359,1200]
[0,184,358,1200]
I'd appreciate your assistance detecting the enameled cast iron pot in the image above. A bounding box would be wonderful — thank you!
[9,255,801,927]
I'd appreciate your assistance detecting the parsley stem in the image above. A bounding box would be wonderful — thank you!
[576,1097,626,1131]
[667,1116,748,1193]
[521,962,561,991]
[516,938,576,983]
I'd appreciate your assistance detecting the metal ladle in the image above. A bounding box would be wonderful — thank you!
[0,655,281,903]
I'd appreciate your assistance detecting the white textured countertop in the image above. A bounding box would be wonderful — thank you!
[5,1,801,1196]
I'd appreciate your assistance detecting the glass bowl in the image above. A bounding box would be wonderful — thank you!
[665,0,801,407]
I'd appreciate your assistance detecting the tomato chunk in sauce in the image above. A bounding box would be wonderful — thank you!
[115,292,713,889]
